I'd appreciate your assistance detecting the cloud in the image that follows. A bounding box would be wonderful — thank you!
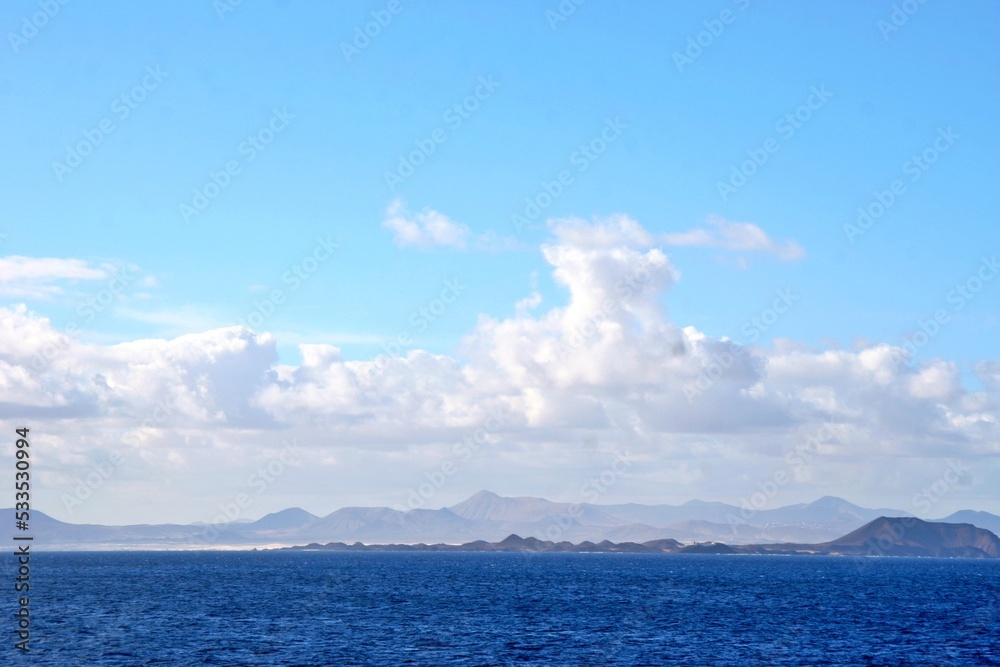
[662,216,805,261]
[3,215,998,521]
[0,256,114,298]
[382,199,471,249]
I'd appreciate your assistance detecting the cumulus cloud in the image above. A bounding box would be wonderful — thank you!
[3,215,998,522]
[663,216,805,261]
[382,199,471,249]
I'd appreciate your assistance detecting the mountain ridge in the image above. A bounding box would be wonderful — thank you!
[7,492,998,550]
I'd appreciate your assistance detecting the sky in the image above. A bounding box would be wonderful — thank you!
[1,0,998,525]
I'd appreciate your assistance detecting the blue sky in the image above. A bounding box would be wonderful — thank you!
[2,1,999,524]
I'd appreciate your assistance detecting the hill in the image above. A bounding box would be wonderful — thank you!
[740,517,1000,558]
[280,517,1000,559]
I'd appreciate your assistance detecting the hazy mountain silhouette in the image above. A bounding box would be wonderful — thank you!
[6,492,998,550]
[450,490,624,526]
[249,507,319,531]
[938,510,1000,537]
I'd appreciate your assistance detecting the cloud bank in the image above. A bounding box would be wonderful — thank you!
[3,216,996,523]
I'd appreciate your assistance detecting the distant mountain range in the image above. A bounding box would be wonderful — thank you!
[7,490,1000,550]
[284,517,1000,559]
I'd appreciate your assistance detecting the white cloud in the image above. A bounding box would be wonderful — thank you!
[663,216,805,261]
[0,256,113,298]
[382,199,471,249]
[3,215,999,522]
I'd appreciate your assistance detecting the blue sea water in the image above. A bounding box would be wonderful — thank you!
[8,551,999,666]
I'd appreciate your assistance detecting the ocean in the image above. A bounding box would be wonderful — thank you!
[12,551,1000,665]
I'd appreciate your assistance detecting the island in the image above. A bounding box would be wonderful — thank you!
[278,516,1000,559]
